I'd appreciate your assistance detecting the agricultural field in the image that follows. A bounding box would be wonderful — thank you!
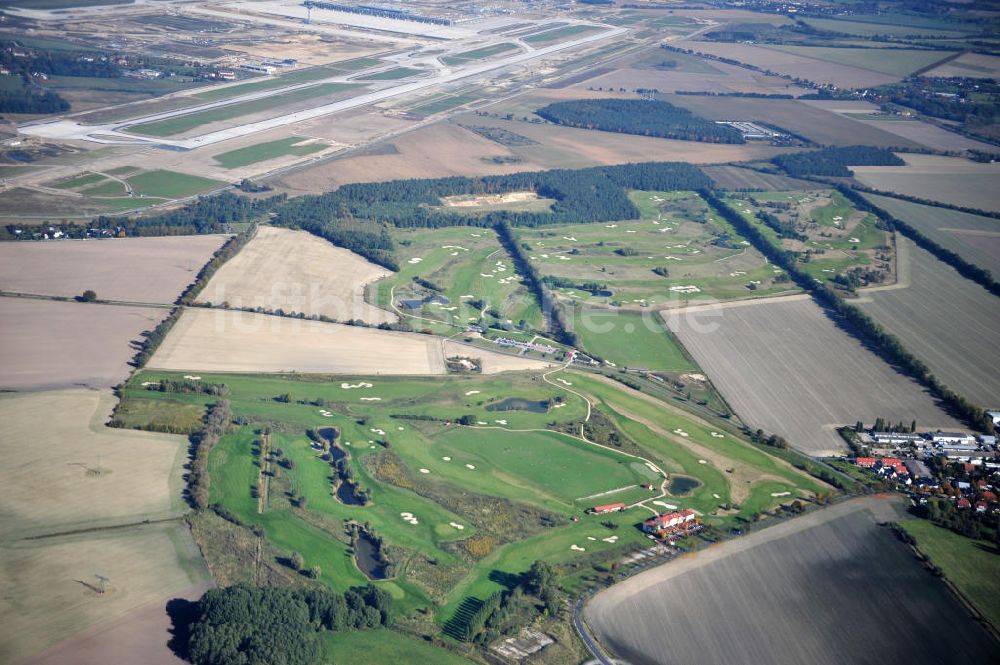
[726,189,894,288]
[856,237,1000,407]
[42,168,222,206]
[924,52,1000,79]
[799,16,972,38]
[666,297,962,455]
[126,83,359,137]
[518,191,796,310]
[861,193,1000,274]
[0,234,227,303]
[147,308,551,376]
[198,226,395,324]
[213,137,327,169]
[125,169,226,199]
[701,166,813,192]
[586,498,999,665]
[373,225,544,333]
[0,298,167,391]
[766,45,950,77]
[852,155,1000,212]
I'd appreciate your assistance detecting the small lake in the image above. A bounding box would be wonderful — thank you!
[668,476,701,495]
[355,530,389,580]
[590,289,613,297]
[485,397,549,413]
[329,444,346,464]
[336,478,365,506]
[400,294,450,311]
[317,426,337,442]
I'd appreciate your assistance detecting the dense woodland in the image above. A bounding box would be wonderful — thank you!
[773,146,905,177]
[535,98,746,143]
[186,583,392,665]
[704,189,992,433]
[0,85,69,113]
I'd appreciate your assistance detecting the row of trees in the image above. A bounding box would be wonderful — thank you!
[187,399,231,509]
[187,583,392,665]
[535,98,746,144]
[449,561,561,643]
[177,224,257,305]
[773,145,904,177]
[837,185,1000,297]
[0,86,69,114]
[702,189,992,433]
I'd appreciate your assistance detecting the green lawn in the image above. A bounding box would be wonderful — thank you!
[572,309,697,371]
[127,83,358,136]
[52,172,104,189]
[81,179,128,196]
[192,68,339,103]
[126,169,225,198]
[355,67,424,81]
[214,137,326,169]
[441,43,519,66]
[322,629,475,665]
[901,519,1000,629]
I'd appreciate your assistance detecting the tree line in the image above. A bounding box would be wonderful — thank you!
[535,98,746,144]
[773,146,904,177]
[186,399,232,509]
[0,86,69,114]
[187,583,392,665]
[701,189,992,433]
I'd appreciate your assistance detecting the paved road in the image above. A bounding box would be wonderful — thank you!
[574,597,616,665]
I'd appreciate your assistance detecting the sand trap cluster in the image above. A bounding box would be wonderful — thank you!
[673,428,690,437]
[318,409,334,417]
[371,428,386,435]
[494,419,507,425]
[342,382,374,389]
[603,536,619,543]
[570,544,586,552]
[465,464,476,470]
[449,522,465,530]
[711,432,725,438]
[400,512,419,525]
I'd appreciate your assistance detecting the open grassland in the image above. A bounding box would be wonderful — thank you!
[519,191,794,309]
[570,309,697,372]
[523,24,603,45]
[861,193,1000,276]
[666,297,962,455]
[767,45,950,77]
[665,95,920,148]
[586,498,999,665]
[374,225,543,333]
[925,52,1000,79]
[213,137,327,169]
[0,390,188,539]
[148,308,551,375]
[322,630,474,665]
[410,94,479,116]
[127,83,358,137]
[198,226,396,324]
[353,67,424,81]
[800,16,972,38]
[853,155,1000,212]
[900,519,1000,629]
[125,169,226,199]
[0,298,166,391]
[441,43,519,66]
[856,237,1000,407]
[673,41,900,88]
[0,235,226,303]
[0,524,210,664]
[192,67,342,103]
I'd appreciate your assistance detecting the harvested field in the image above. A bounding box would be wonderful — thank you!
[665,95,920,148]
[198,226,396,324]
[148,308,551,375]
[0,523,210,663]
[673,41,900,88]
[856,237,1000,407]
[925,52,1000,79]
[0,390,188,539]
[767,45,949,77]
[861,192,1000,275]
[665,297,961,455]
[0,235,227,303]
[0,298,167,391]
[701,166,813,191]
[586,497,999,665]
[853,155,1000,212]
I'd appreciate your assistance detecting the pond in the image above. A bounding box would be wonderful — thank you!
[485,397,550,413]
[354,530,389,580]
[317,426,337,442]
[329,444,346,464]
[399,294,450,311]
[668,476,701,495]
[590,289,614,297]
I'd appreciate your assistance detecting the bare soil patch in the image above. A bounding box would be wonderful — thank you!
[665,297,961,455]
[198,226,395,324]
[0,235,228,304]
[0,298,167,391]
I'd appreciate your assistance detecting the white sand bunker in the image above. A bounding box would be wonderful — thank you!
[771,491,791,497]
[553,403,566,409]
[713,493,721,499]
[141,381,156,386]
[419,468,430,474]
[557,378,572,386]
[449,522,465,530]
[442,456,451,461]
[408,257,423,264]
[673,428,689,437]
[465,464,476,470]
[654,501,677,509]
[494,419,507,425]
[341,382,373,389]
[343,441,351,446]
[711,432,725,438]
[698,459,708,464]
[477,420,488,425]
[587,536,597,541]
[397,426,404,431]
[359,397,382,402]
[465,390,481,395]
[371,428,386,435]
[183,375,202,380]
[400,512,419,525]
[603,536,619,543]
[442,245,467,251]
[570,544,586,552]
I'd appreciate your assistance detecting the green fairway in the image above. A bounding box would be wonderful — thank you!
[126,169,225,198]
[901,519,1000,629]
[214,137,326,169]
[441,43,519,66]
[127,83,358,136]
[571,309,697,371]
[323,629,475,665]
